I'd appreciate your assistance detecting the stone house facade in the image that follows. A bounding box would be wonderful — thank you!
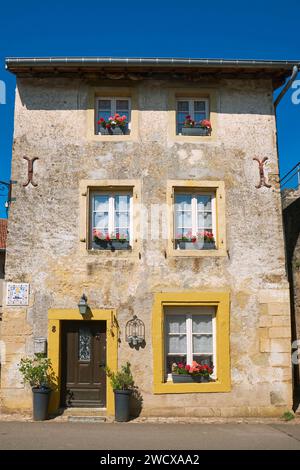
[0,57,296,417]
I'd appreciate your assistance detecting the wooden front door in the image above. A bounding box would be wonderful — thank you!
[61,321,106,407]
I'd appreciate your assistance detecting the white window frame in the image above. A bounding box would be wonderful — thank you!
[176,98,209,135]
[174,190,217,245]
[90,190,133,248]
[95,97,132,132]
[165,308,217,381]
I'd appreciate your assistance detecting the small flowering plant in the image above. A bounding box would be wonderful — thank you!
[175,231,197,243]
[197,231,215,244]
[98,113,127,130]
[93,229,128,244]
[183,116,212,131]
[172,361,213,378]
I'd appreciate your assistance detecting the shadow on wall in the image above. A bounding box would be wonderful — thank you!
[130,385,143,419]
[16,78,274,116]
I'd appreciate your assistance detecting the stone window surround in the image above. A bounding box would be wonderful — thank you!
[79,179,141,257]
[168,87,218,143]
[166,180,227,258]
[152,291,231,394]
[87,86,139,142]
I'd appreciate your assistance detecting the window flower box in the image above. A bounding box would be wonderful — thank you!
[172,373,210,383]
[98,127,128,136]
[181,127,211,136]
[175,231,216,251]
[180,117,212,136]
[93,231,131,251]
[171,361,213,383]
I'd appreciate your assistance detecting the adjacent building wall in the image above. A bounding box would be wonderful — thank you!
[0,76,292,416]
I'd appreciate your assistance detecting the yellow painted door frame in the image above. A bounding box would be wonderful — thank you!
[47,308,118,416]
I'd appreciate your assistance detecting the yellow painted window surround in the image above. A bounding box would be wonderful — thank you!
[167,180,227,257]
[152,292,231,394]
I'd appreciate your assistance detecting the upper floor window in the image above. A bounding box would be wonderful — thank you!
[176,99,210,136]
[174,190,216,250]
[90,190,133,251]
[96,98,131,136]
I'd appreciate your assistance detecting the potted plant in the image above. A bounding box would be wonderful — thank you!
[181,116,212,136]
[172,361,214,383]
[18,353,55,421]
[98,113,128,135]
[197,231,216,250]
[105,362,134,422]
[175,232,197,250]
[93,230,131,251]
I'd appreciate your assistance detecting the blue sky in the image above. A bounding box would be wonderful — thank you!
[0,0,299,217]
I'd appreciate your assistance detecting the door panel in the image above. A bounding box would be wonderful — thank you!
[61,321,106,407]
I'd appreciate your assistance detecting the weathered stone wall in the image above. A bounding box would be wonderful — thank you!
[0,77,292,416]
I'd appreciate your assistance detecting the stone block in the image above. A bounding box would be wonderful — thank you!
[260,338,271,352]
[259,315,272,327]
[259,289,290,304]
[269,327,291,339]
[269,353,291,367]
[272,316,291,327]
[270,339,291,353]
[268,302,290,316]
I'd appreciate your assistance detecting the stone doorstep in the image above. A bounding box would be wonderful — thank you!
[50,407,108,423]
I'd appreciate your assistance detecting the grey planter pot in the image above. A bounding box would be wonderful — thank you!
[181,127,211,136]
[93,239,131,251]
[114,389,132,422]
[172,374,210,383]
[32,386,51,421]
[99,127,127,136]
[176,241,216,250]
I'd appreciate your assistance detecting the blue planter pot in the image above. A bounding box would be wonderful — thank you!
[32,386,51,421]
[114,389,132,422]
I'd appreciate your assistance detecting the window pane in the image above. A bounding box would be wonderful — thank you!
[93,212,109,229]
[194,101,206,112]
[177,112,188,124]
[166,315,186,334]
[98,99,111,111]
[177,101,189,112]
[194,112,206,123]
[192,315,213,334]
[175,194,192,211]
[167,334,187,354]
[193,355,213,367]
[197,212,212,229]
[78,327,91,361]
[93,195,109,212]
[197,195,212,211]
[115,195,130,211]
[115,212,129,229]
[116,99,129,110]
[193,334,213,353]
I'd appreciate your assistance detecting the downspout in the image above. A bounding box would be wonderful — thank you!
[274,65,299,109]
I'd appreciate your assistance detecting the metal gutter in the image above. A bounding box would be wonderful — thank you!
[274,65,299,108]
[5,57,300,70]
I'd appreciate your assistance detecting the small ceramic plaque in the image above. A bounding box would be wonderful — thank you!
[6,282,30,306]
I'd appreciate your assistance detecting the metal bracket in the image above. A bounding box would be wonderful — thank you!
[253,157,271,189]
[23,156,39,187]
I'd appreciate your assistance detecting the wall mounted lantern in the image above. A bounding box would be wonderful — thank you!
[78,293,88,316]
[125,315,145,347]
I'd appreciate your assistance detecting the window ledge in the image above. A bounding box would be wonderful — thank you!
[153,380,230,394]
[86,248,139,258]
[167,249,227,258]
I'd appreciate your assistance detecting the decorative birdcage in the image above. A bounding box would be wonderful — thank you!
[125,315,145,346]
